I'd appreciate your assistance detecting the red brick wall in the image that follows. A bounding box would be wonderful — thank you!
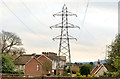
[25,58,42,76]
[38,55,46,61]
[38,55,52,75]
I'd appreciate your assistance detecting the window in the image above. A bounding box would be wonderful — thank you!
[22,65,24,69]
[37,64,39,71]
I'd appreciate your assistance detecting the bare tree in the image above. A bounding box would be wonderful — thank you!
[1,30,23,55]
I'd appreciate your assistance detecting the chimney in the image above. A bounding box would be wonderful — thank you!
[32,53,36,56]
[98,59,100,65]
[42,52,57,56]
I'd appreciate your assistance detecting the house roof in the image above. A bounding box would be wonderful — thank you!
[90,64,108,75]
[14,54,41,65]
[47,55,65,61]
[14,53,65,65]
[35,55,41,58]
[91,65,100,75]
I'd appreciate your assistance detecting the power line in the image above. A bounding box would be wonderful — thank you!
[80,0,97,40]
[82,0,89,25]
[1,0,35,33]
[21,0,47,27]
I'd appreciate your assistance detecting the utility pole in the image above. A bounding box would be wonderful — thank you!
[50,4,80,75]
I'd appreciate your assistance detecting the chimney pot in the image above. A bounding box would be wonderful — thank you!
[32,53,36,56]
[98,59,100,65]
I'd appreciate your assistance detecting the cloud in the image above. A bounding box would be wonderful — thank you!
[0,0,118,62]
[71,42,106,62]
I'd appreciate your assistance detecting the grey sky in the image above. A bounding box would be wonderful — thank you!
[0,0,118,62]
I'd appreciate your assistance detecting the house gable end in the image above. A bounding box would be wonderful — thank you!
[37,55,52,62]
[25,57,42,65]
[94,64,108,75]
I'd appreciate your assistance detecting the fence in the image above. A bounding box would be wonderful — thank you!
[1,74,120,79]
[2,77,120,79]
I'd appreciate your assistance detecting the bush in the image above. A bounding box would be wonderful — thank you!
[92,74,97,77]
[80,65,90,75]
[82,75,86,77]
[67,73,70,75]
[1,54,15,73]
[103,71,120,77]
[76,72,80,76]
[67,68,71,73]
[80,75,83,77]
[87,74,91,77]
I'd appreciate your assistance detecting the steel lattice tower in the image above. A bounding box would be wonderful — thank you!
[50,4,80,74]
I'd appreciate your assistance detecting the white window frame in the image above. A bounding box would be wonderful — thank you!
[37,64,39,71]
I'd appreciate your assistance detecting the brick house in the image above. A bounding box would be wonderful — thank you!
[14,54,42,76]
[42,52,66,75]
[37,55,52,75]
[14,52,66,76]
[90,59,108,77]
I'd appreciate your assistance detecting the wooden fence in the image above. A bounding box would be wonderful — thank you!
[1,74,120,79]
[2,76,120,79]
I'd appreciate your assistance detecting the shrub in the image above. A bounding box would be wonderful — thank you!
[92,74,97,77]
[80,75,83,77]
[76,72,80,76]
[82,75,86,77]
[67,73,71,76]
[1,54,15,73]
[80,65,90,75]
[87,74,91,77]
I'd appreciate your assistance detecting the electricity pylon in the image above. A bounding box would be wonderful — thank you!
[50,4,80,75]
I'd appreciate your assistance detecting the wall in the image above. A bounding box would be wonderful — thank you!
[38,55,52,75]
[96,65,108,77]
[52,60,57,70]
[25,58,42,76]
[59,61,65,68]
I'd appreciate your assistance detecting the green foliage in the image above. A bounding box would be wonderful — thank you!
[67,73,71,76]
[105,34,120,77]
[0,55,2,73]
[102,71,120,77]
[1,54,15,73]
[82,75,86,77]
[17,70,25,74]
[76,73,92,77]
[108,34,120,59]
[107,34,120,72]
[92,74,97,77]
[80,65,90,76]
[89,62,94,66]
[62,66,67,76]
[76,72,80,76]
[79,75,83,77]
[103,63,116,72]
[105,56,120,77]
[67,68,71,73]
[111,56,120,70]
[87,74,91,77]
